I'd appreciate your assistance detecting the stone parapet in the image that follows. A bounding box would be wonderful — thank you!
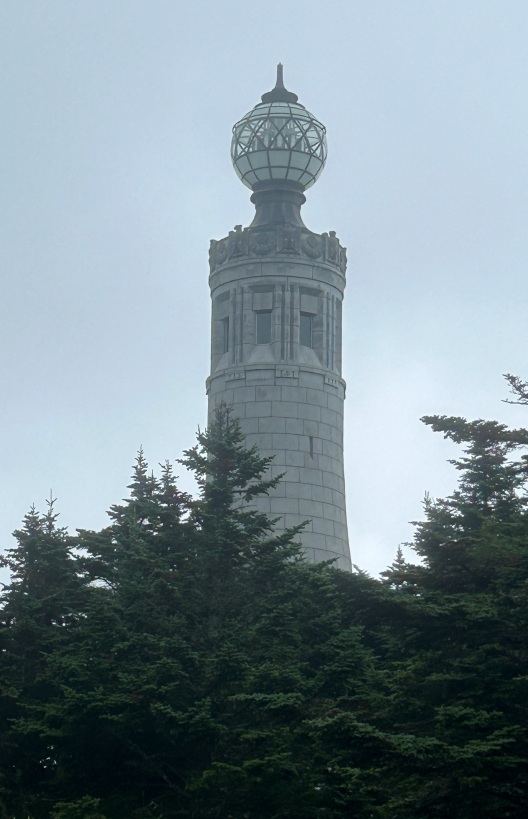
[209,224,347,280]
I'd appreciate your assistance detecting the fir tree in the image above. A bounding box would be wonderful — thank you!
[0,499,84,817]
[379,408,528,818]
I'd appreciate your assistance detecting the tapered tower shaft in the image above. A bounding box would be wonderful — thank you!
[206,68,351,571]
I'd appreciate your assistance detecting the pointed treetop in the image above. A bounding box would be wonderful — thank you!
[261,63,299,104]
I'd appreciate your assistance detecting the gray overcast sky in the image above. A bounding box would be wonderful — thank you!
[1,0,527,578]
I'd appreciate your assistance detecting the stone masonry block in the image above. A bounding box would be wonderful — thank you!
[256,385,282,401]
[259,416,286,433]
[322,503,344,523]
[322,439,340,459]
[322,471,340,490]
[286,481,312,500]
[329,457,344,476]
[318,423,333,441]
[300,467,323,485]
[245,401,272,418]
[332,489,346,508]
[272,401,300,418]
[325,535,347,556]
[280,386,307,403]
[307,388,328,407]
[286,450,305,467]
[321,407,339,427]
[210,380,233,399]
[317,455,334,473]
[272,433,300,450]
[232,386,256,403]
[247,432,272,450]
[269,452,287,466]
[327,393,344,414]
[333,521,348,541]
[297,403,321,421]
[297,532,324,551]
[303,419,320,437]
[270,497,299,515]
[285,418,304,434]
[311,484,333,503]
[269,480,286,497]
[282,467,300,483]
[229,402,246,418]
[299,370,324,388]
[239,418,259,435]
[247,371,274,385]
[330,426,342,444]
[313,267,344,288]
[335,555,352,571]
[312,518,335,536]
[285,513,313,530]
[299,499,324,517]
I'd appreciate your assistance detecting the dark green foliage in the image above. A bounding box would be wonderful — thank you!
[0,500,86,817]
[504,373,528,405]
[379,409,528,818]
[2,392,528,817]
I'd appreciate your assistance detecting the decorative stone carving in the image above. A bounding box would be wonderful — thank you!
[209,223,347,275]
[324,374,339,387]
[277,367,299,379]
[226,370,245,381]
[339,246,347,274]
[302,234,323,259]
[213,238,229,267]
[229,224,247,257]
[278,225,299,254]
[250,231,275,256]
[324,231,339,263]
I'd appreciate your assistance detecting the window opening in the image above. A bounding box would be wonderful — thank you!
[222,317,229,354]
[300,312,313,348]
[256,310,272,344]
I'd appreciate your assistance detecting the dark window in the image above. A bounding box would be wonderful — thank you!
[222,317,229,353]
[300,312,313,347]
[256,310,272,344]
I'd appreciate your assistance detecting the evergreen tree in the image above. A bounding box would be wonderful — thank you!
[5,392,528,817]
[0,409,377,817]
[379,410,528,818]
[0,500,84,817]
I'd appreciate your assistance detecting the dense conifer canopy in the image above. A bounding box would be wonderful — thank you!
[1,389,528,817]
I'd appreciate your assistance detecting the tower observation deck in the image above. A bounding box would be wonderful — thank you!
[206,66,351,571]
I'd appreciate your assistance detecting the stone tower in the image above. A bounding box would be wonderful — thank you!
[206,66,351,571]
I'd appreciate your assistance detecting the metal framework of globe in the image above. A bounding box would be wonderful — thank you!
[231,100,327,191]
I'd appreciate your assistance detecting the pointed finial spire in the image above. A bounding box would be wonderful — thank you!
[261,63,299,104]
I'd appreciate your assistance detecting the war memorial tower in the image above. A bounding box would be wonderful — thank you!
[206,66,351,571]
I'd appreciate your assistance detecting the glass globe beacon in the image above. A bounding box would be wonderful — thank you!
[231,65,327,192]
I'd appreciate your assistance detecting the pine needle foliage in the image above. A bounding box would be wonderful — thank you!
[2,390,528,817]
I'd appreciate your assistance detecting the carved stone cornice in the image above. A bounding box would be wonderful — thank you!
[209,224,347,276]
